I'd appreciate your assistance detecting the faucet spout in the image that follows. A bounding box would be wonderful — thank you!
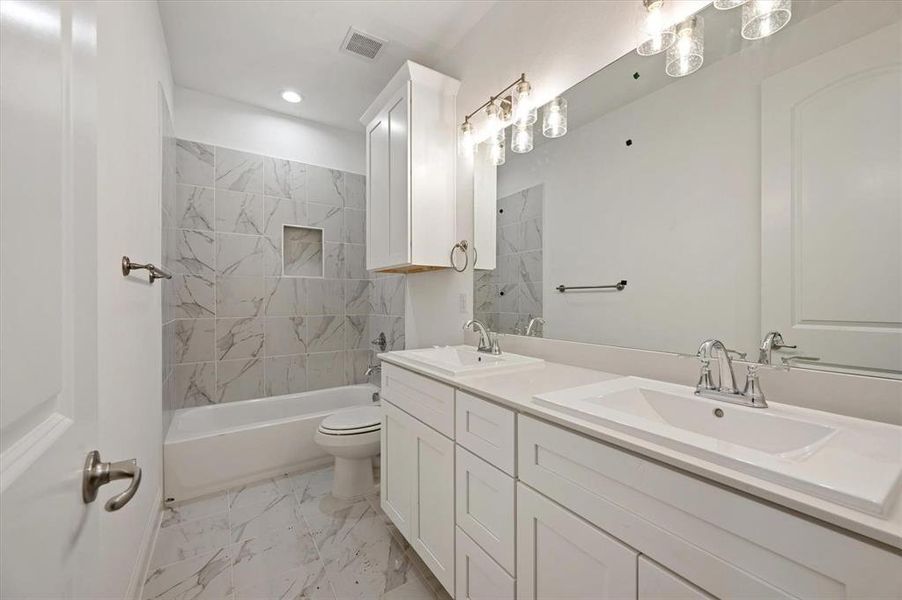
[463,319,501,355]
[697,339,738,394]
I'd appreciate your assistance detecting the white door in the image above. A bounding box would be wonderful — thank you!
[409,416,455,596]
[761,22,902,375]
[0,1,102,596]
[517,483,638,600]
[381,401,414,538]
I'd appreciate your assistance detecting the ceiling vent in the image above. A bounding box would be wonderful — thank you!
[341,27,386,61]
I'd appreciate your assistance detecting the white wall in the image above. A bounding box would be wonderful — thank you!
[400,0,707,348]
[174,86,365,174]
[96,1,173,596]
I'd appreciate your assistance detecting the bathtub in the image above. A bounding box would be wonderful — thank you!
[164,384,378,502]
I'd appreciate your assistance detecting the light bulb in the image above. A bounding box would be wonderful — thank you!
[637,0,676,56]
[459,120,475,157]
[512,79,537,126]
[665,16,704,77]
[542,97,567,138]
[281,90,302,103]
[511,122,534,154]
[741,0,791,40]
[485,101,504,144]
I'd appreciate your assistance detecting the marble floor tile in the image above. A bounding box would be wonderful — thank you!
[291,467,336,505]
[230,493,306,543]
[228,475,296,510]
[161,492,228,528]
[231,528,321,594]
[145,466,440,600]
[143,547,231,600]
[150,513,231,568]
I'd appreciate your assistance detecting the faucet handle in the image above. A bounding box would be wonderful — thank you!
[696,358,716,391]
[742,364,767,407]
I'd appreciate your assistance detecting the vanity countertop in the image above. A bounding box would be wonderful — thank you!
[379,347,902,551]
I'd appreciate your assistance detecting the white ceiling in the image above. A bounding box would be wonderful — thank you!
[158,0,496,132]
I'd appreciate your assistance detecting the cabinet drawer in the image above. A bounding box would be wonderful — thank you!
[518,415,902,599]
[639,557,715,600]
[456,446,515,574]
[455,391,515,474]
[456,527,515,600]
[381,363,454,437]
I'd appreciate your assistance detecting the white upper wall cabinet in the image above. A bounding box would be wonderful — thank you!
[361,61,459,273]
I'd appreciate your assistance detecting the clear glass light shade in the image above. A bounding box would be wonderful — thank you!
[512,80,537,126]
[459,120,475,156]
[511,123,534,154]
[485,102,505,144]
[490,138,506,166]
[637,2,676,56]
[741,0,791,40]
[713,0,748,9]
[542,97,568,138]
[665,16,704,78]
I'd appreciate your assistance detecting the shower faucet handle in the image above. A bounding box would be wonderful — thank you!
[371,332,387,352]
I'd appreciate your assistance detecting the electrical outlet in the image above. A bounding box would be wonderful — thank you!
[459,293,467,314]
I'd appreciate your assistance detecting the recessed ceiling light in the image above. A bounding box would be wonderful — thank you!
[281,90,302,104]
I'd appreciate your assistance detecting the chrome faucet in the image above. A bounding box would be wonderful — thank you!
[525,316,545,337]
[464,319,501,355]
[696,339,767,408]
[757,331,796,365]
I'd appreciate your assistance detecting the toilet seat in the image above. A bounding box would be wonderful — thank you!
[319,406,381,436]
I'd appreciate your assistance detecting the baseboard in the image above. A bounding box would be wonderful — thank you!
[125,485,163,600]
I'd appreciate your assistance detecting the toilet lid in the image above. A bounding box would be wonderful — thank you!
[319,406,381,434]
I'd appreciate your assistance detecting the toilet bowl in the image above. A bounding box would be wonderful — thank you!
[315,405,381,499]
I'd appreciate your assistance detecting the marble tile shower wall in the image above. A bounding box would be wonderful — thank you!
[474,184,543,335]
[161,139,405,412]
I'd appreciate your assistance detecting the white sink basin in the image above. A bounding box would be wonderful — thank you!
[392,345,544,377]
[535,377,902,516]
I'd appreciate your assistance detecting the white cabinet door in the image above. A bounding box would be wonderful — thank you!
[517,483,638,600]
[366,82,409,270]
[410,414,455,596]
[381,401,414,538]
[639,557,715,600]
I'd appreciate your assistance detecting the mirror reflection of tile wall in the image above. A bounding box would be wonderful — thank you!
[474,184,543,335]
[162,139,405,411]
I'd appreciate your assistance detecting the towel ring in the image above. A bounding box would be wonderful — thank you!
[450,240,470,272]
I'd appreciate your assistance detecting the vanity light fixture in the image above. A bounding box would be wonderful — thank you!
[281,90,303,103]
[741,0,792,40]
[637,0,677,56]
[458,73,544,157]
[542,97,568,138]
[512,78,537,126]
[665,16,704,78]
[511,122,534,154]
[485,100,505,144]
[459,118,476,157]
[713,0,748,9]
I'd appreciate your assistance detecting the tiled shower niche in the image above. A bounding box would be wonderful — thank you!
[161,139,405,413]
[282,225,323,277]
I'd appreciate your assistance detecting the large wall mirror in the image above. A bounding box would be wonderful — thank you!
[473,0,901,378]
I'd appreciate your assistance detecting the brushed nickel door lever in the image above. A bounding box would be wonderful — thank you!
[82,450,142,511]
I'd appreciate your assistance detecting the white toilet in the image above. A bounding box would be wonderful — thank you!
[315,405,381,499]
